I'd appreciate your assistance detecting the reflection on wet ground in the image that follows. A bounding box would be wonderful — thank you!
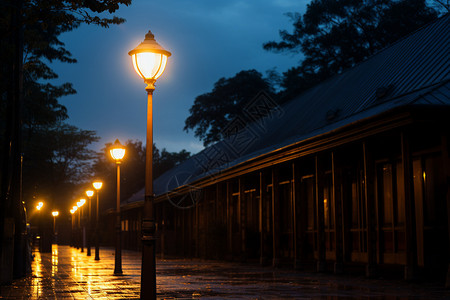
[0,245,449,299]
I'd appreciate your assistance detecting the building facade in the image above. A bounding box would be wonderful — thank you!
[119,15,450,282]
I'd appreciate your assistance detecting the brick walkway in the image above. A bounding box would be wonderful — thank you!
[0,245,449,299]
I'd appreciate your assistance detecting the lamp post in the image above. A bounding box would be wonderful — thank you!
[86,190,94,256]
[93,180,103,260]
[51,211,59,244]
[77,199,86,252]
[129,30,171,299]
[36,202,44,251]
[110,139,126,275]
[70,206,77,247]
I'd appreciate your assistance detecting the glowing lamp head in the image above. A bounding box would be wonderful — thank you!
[37,201,44,210]
[110,139,126,164]
[128,30,171,91]
[52,211,59,217]
[86,190,94,198]
[77,198,86,207]
[72,206,78,213]
[93,180,103,190]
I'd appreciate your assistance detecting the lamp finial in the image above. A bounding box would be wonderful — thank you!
[145,30,155,40]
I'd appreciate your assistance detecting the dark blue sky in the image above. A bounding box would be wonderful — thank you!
[52,0,307,154]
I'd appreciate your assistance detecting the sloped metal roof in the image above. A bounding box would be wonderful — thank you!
[151,14,449,198]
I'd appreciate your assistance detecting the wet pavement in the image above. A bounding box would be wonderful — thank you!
[0,245,449,299]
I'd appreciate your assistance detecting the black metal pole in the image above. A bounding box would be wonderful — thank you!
[80,207,84,252]
[87,196,92,256]
[114,163,122,275]
[95,191,100,260]
[76,210,80,249]
[141,87,156,299]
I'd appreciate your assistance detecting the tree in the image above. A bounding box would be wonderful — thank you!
[0,0,131,279]
[22,123,99,208]
[0,0,131,203]
[184,69,274,146]
[91,141,191,210]
[154,148,191,179]
[264,0,438,102]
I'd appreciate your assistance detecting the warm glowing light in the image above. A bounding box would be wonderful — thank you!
[86,190,94,198]
[52,211,59,217]
[37,201,44,210]
[131,53,167,80]
[71,206,78,214]
[128,30,171,89]
[93,180,103,190]
[77,199,86,207]
[110,139,126,163]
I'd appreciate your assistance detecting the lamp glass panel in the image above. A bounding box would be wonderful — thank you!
[133,52,166,80]
[154,55,167,79]
[93,182,103,190]
[132,54,144,79]
[110,148,125,161]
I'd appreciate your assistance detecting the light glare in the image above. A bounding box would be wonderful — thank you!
[93,181,103,190]
[132,53,167,80]
[110,148,126,161]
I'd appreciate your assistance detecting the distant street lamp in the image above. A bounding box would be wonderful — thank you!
[110,139,126,275]
[51,211,59,244]
[77,199,86,252]
[86,190,94,256]
[93,180,103,260]
[129,29,171,299]
[36,201,44,252]
[70,206,78,247]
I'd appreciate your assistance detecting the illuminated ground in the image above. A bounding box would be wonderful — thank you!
[0,245,448,299]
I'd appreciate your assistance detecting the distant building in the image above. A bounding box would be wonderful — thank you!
[119,15,450,281]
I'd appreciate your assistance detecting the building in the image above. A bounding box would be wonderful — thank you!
[120,14,450,282]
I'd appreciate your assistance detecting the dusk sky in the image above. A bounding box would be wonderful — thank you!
[51,0,308,155]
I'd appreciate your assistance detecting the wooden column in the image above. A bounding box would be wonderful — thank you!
[315,156,326,272]
[332,152,344,274]
[401,131,417,280]
[239,177,247,261]
[181,209,185,256]
[363,141,377,277]
[441,135,450,288]
[292,162,300,269]
[195,198,199,258]
[161,204,166,259]
[259,171,266,265]
[226,181,232,258]
[215,183,221,259]
[272,167,280,267]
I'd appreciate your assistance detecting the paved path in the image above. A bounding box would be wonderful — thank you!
[0,245,449,299]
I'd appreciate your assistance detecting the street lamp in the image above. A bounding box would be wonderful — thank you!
[93,180,103,260]
[77,199,86,252]
[110,139,126,275]
[70,206,78,247]
[51,211,59,244]
[129,30,171,299]
[86,189,94,256]
[36,201,44,252]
